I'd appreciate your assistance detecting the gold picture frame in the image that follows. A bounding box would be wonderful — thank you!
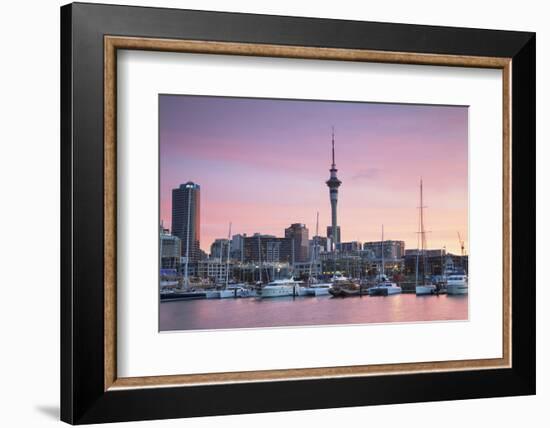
[103,35,512,391]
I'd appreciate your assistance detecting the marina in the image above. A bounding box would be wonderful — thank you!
[159,115,469,331]
[160,293,468,331]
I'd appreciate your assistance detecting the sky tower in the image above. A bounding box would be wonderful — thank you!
[326,127,342,251]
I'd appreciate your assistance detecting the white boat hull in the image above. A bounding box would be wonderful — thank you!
[219,288,253,298]
[447,284,468,295]
[260,285,295,298]
[205,290,221,299]
[304,286,331,296]
[416,284,437,295]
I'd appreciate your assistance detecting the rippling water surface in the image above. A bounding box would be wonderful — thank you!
[160,294,468,331]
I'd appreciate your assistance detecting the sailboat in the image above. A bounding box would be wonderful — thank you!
[415,179,438,295]
[302,212,332,296]
[368,225,402,296]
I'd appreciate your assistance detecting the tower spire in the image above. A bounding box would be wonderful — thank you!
[331,126,335,167]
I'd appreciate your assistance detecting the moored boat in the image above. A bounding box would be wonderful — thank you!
[368,227,402,296]
[446,273,468,295]
[160,290,207,301]
[415,284,438,295]
[205,290,221,299]
[368,281,402,296]
[304,283,332,296]
[219,284,253,298]
[259,278,300,298]
[328,273,361,297]
[414,179,440,296]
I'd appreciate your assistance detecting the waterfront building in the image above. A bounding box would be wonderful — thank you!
[309,235,328,258]
[285,223,309,264]
[197,259,231,284]
[325,128,342,251]
[340,241,362,253]
[293,261,322,279]
[160,228,181,270]
[319,254,367,279]
[171,182,201,262]
[364,240,405,259]
[403,249,467,276]
[326,226,341,250]
[232,261,291,283]
[230,233,247,261]
[405,248,445,258]
[210,238,229,260]
[242,234,292,264]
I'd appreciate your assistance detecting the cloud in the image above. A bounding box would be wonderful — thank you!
[352,168,381,181]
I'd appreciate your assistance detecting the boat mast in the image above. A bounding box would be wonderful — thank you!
[159,221,163,268]
[419,179,428,286]
[415,180,422,287]
[381,224,385,279]
[225,222,232,288]
[257,235,262,284]
[159,222,164,290]
[442,245,446,280]
[308,211,319,282]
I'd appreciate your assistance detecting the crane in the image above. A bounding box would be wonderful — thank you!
[457,231,465,256]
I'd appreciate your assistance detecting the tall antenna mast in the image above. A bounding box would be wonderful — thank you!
[331,126,335,167]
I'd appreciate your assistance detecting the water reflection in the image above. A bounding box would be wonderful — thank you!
[160,294,468,331]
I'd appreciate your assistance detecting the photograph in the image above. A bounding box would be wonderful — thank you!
[159,94,469,331]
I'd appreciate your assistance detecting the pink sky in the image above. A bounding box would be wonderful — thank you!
[160,95,468,255]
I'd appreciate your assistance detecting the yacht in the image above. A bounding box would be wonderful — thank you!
[160,289,207,301]
[414,179,438,296]
[368,227,402,296]
[304,282,332,296]
[219,285,252,298]
[328,273,361,297]
[368,280,402,296]
[302,212,332,297]
[415,284,438,295]
[259,278,300,298]
[447,273,468,295]
[205,290,221,299]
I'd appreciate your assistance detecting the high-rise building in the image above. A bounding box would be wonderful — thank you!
[285,223,309,263]
[171,182,201,262]
[325,128,342,251]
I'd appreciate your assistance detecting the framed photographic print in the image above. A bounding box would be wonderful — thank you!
[61,2,536,424]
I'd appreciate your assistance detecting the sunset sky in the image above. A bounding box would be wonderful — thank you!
[160,95,468,255]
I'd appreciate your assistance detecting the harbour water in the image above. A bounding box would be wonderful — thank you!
[160,294,468,331]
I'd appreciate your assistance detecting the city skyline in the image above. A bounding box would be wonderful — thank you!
[160,95,468,255]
